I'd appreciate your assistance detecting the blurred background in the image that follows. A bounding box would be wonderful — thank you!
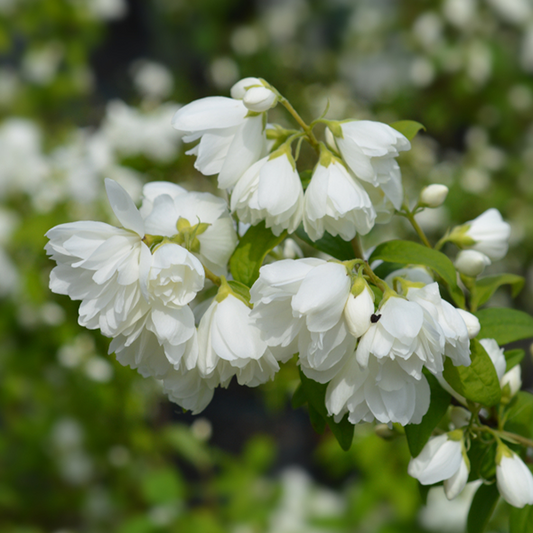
[1,0,532,531]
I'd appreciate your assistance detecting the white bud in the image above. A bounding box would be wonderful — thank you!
[457,309,480,339]
[230,77,262,99]
[243,86,277,112]
[420,184,449,207]
[501,365,522,398]
[496,445,533,508]
[344,287,374,339]
[455,249,491,277]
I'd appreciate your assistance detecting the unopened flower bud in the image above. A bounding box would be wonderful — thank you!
[501,365,522,399]
[457,309,480,339]
[230,77,262,99]
[496,444,533,508]
[344,284,374,339]
[243,86,277,112]
[455,250,491,277]
[420,184,449,208]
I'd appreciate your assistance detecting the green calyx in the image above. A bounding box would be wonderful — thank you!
[495,442,513,464]
[173,217,210,253]
[142,217,210,254]
[318,142,336,168]
[268,142,296,170]
[446,224,477,248]
[392,277,426,295]
[321,119,344,139]
[448,428,464,442]
[215,277,252,307]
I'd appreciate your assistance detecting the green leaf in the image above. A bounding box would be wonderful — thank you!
[405,374,451,457]
[467,439,497,482]
[308,402,326,434]
[295,225,355,261]
[504,349,525,372]
[476,308,533,345]
[504,392,533,440]
[443,339,501,406]
[291,384,307,409]
[141,468,184,504]
[510,504,533,533]
[369,240,464,307]
[471,274,524,310]
[298,369,354,451]
[229,222,287,287]
[389,120,426,140]
[467,482,499,533]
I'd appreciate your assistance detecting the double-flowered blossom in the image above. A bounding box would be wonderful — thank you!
[231,147,304,236]
[197,281,283,388]
[303,144,376,242]
[408,431,470,500]
[328,120,411,210]
[46,178,239,412]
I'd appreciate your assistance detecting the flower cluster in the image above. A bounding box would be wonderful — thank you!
[46,77,531,512]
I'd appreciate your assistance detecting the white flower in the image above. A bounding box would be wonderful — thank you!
[171,96,267,189]
[406,283,471,368]
[46,180,150,338]
[303,149,376,242]
[231,151,304,236]
[243,86,278,112]
[141,244,204,307]
[455,250,491,277]
[251,258,357,380]
[250,258,324,356]
[355,295,443,379]
[496,444,533,508]
[420,184,449,208]
[141,181,238,276]
[458,208,511,261]
[326,356,431,426]
[46,179,237,380]
[408,432,469,500]
[331,120,410,210]
[197,292,281,387]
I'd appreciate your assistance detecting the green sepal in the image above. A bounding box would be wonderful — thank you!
[229,221,287,287]
[389,120,426,140]
[467,482,499,533]
[443,339,501,407]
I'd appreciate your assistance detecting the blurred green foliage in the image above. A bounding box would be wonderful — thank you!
[1,0,532,531]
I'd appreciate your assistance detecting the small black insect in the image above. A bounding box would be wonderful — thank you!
[370,313,381,323]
